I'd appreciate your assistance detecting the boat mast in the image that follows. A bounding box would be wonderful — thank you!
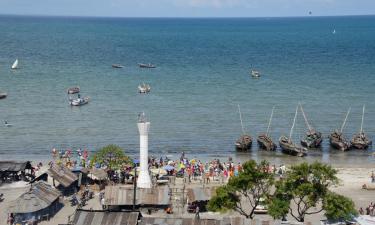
[266,106,275,136]
[299,103,312,131]
[340,107,351,133]
[289,105,299,140]
[360,105,365,133]
[238,104,245,135]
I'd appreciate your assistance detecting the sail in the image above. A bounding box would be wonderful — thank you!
[11,59,18,69]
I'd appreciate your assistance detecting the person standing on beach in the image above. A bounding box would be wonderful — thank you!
[195,206,200,219]
[371,171,375,183]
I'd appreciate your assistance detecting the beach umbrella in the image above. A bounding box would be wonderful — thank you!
[163,165,175,171]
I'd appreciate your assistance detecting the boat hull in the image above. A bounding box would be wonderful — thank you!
[301,132,323,148]
[350,133,372,150]
[279,136,307,157]
[0,93,7,99]
[235,135,252,151]
[257,134,276,151]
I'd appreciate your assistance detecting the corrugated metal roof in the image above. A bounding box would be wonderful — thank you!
[89,168,108,180]
[140,217,255,225]
[47,164,78,188]
[7,181,61,214]
[104,186,170,206]
[186,187,216,203]
[72,210,139,225]
[0,161,31,172]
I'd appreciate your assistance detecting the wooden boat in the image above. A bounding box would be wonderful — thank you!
[67,86,80,94]
[251,70,260,78]
[138,63,156,68]
[329,108,351,151]
[299,104,323,148]
[350,105,372,149]
[11,59,19,69]
[112,64,123,68]
[0,92,7,99]
[69,96,89,106]
[257,107,276,151]
[235,104,252,151]
[279,106,308,157]
[138,83,151,94]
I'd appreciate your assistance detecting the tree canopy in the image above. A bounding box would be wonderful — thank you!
[91,144,132,170]
[207,160,274,219]
[324,192,357,221]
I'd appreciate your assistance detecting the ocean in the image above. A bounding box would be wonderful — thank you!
[0,15,374,166]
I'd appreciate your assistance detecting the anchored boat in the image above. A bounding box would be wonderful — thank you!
[11,59,19,69]
[112,64,124,68]
[138,83,151,93]
[251,70,260,78]
[138,63,156,68]
[329,108,351,151]
[235,104,252,151]
[67,86,80,94]
[257,107,277,151]
[279,106,308,157]
[299,103,323,148]
[69,95,89,106]
[350,105,372,149]
[0,92,7,99]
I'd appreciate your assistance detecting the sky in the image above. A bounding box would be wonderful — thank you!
[0,0,374,17]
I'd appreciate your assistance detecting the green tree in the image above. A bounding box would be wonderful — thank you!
[207,160,274,219]
[269,162,339,222]
[324,192,357,221]
[91,144,132,170]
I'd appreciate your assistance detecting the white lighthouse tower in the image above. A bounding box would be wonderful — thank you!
[137,112,152,188]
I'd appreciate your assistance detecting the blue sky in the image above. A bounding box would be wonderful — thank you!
[0,0,374,17]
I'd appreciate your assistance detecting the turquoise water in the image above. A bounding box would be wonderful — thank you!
[0,15,374,165]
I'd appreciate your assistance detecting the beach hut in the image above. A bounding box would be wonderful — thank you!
[0,161,33,182]
[47,164,78,195]
[104,185,170,210]
[70,209,139,225]
[186,187,217,213]
[87,168,108,190]
[7,181,62,224]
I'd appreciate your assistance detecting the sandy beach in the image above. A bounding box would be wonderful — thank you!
[1,162,374,225]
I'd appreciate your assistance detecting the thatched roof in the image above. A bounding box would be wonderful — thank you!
[47,164,78,188]
[72,210,139,225]
[0,161,32,172]
[7,181,61,214]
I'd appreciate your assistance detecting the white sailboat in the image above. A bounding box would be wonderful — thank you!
[11,59,19,69]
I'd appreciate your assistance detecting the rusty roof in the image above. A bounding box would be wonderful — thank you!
[7,181,61,214]
[47,164,78,188]
[72,210,139,225]
[104,186,170,206]
[0,161,31,172]
[186,187,216,203]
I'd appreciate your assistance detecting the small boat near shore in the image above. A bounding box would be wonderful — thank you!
[279,106,308,157]
[67,86,80,94]
[11,59,19,70]
[299,103,323,148]
[257,107,277,151]
[235,104,252,151]
[112,64,124,68]
[329,108,351,151]
[138,63,156,68]
[251,70,260,78]
[350,105,372,149]
[69,95,89,106]
[138,83,151,93]
[0,92,7,99]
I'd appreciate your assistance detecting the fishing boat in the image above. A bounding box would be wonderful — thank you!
[279,106,308,157]
[235,104,252,151]
[257,107,277,151]
[112,64,124,68]
[0,92,7,99]
[4,121,12,127]
[11,59,19,69]
[329,108,351,151]
[138,63,156,68]
[69,95,89,106]
[299,104,323,148]
[67,86,80,94]
[138,83,151,93]
[350,105,372,149]
[251,70,260,78]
